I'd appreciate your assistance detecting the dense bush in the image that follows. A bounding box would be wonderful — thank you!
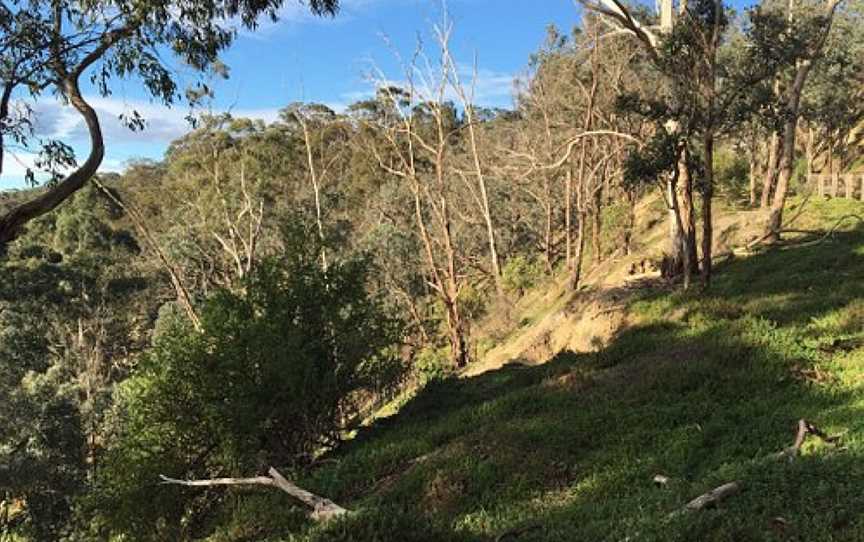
[94,225,404,540]
[501,255,545,296]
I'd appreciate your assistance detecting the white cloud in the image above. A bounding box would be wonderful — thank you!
[27,96,287,146]
[0,96,289,187]
[345,61,516,109]
[238,0,386,38]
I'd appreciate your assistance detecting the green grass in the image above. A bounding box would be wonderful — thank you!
[226,201,864,542]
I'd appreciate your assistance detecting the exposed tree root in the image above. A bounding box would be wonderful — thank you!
[159,466,349,521]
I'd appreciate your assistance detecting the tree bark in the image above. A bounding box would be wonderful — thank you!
[678,146,698,276]
[766,60,816,241]
[0,76,102,248]
[749,151,759,207]
[761,132,781,209]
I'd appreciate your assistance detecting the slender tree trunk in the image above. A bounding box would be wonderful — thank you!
[442,198,469,367]
[666,175,686,276]
[664,144,694,289]
[544,193,554,274]
[766,60,816,241]
[761,132,782,208]
[462,106,503,295]
[570,151,588,290]
[571,210,588,290]
[623,189,636,256]
[702,132,715,287]
[765,0,842,237]
[565,166,573,270]
[749,135,760,207]
[591,197,602,264]
[412,184,465,368]
[93,178,202,331]
[766,119,799,241]
[677,145,698,277]
[300,118,329,271]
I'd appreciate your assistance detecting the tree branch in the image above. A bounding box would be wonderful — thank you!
[159,467,349,522]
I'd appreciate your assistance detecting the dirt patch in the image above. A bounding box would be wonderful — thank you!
[465,199,760,380]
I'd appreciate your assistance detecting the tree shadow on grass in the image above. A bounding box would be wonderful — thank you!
[298,225,864,542]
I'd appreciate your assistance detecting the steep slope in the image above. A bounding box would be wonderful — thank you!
[211,198,864,542]
[468,196,773,377]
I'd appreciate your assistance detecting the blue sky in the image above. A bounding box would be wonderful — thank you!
[0,0,580,189]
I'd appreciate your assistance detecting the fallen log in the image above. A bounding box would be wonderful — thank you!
[684,481,742,511]
[159,466,349,521]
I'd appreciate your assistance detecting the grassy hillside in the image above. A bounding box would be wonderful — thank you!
[210,199,864,542]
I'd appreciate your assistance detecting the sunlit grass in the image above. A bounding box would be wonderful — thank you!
[219,200,864,542]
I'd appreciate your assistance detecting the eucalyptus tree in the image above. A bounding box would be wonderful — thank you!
[759,0,848,241]
[798,1,864,183]
[0,0,339,250]
[577,0,705,287]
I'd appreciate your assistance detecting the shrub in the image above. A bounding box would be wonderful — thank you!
[413,346,453,385]
[96,223,404,540]
[502,255,545,296]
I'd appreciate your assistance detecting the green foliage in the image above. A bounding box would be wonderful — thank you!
[264,201,864,542]
[413,347,453,385]
[623,131,679,188]
[0,200,151,540]
[714,147,749,202]
[285,506,476,542]
[95,222,403,540]
[501,256,545,296]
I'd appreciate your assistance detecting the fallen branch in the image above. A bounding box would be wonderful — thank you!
[748,214,863,250]
[159,466,349,521]
[792,214,864,247]
[684,481,741,511]
[776,419,841,461]
[666,480,742,521]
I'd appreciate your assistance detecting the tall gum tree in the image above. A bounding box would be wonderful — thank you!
[0,0,339,250]
[763,0,847,241]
